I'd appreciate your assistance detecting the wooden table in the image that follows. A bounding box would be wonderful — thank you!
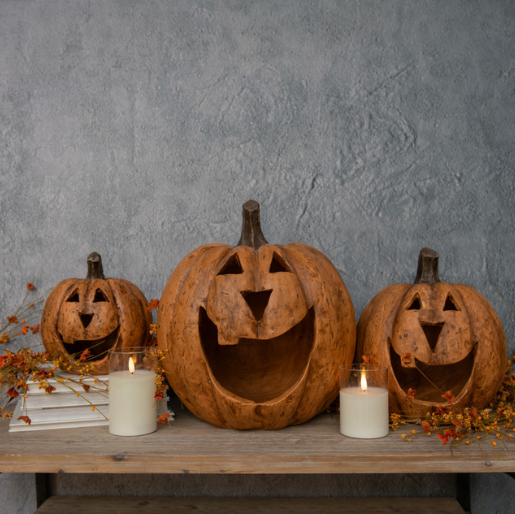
[0,404,513,475]
[1,404,514,513]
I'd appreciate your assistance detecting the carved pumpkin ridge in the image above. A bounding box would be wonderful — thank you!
[357,247,506,417]
[157,200,356,429]
[41,252,152,375]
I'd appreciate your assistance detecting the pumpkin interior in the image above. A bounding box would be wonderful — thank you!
[200,307,315,403]
[61,327,120,362]
[390,342,475,402]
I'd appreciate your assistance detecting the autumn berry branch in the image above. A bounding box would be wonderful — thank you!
[146,298,172,425]
[0,283,44,345]
[392,353,515,448]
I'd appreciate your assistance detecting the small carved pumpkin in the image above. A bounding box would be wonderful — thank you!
[158,200,356,429]
[356,247,507,417]
[41,252,152,375]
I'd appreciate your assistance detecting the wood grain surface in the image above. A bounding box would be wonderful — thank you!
[1,399,514,475]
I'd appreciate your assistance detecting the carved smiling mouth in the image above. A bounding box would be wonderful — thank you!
[199,307,315,403]
[60,327,120,362]
[390,343,476,403]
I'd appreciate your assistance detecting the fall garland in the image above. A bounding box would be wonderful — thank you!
[390,353,515,448]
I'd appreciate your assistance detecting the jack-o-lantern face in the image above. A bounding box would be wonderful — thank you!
[206,246,308,345]
[57,279,120,358]
[357,248,506,417]
[201,244,313,404]
[41,252,152,375]
[158,200,356,429]
[390,283,475,403]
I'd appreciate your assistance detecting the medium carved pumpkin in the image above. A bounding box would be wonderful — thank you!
[158,200,356,429]
[356,247,507,417]
[41,252,152,375]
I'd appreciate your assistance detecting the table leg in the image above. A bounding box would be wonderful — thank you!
[456,473,471,513]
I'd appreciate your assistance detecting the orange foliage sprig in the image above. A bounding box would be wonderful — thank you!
[0,283,44,345]
[329,353,515,449]
[147,299,171,424]
[392,352,515,448]
[0,346,109,423]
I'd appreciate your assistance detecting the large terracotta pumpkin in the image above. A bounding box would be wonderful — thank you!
[158,200,356,429]
[41,252,152,375]
[356,247,507,417]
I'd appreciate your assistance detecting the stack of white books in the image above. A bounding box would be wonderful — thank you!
[9,372,111,432]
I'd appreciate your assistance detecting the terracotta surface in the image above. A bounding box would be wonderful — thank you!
[158,201,356,429]
[41,252,152,375]
[356,248,507,417]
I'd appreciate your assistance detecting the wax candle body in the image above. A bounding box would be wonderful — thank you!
[340,386,389,439]
[109,369,157,436]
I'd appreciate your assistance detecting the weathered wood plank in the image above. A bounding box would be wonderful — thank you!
[1,402,514,474]
[35,496,466,514]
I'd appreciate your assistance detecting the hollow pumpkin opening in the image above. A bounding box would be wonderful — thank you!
[61,328,119,362]
[200,307,315,403]
[390,343,475,402]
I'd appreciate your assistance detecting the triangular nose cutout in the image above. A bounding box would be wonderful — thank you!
[421,322,444,352]
[241,290,272,323]
[80,313,94,329]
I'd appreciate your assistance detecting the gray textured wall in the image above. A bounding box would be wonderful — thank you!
[1,1,515,513]
[1,0,515,343]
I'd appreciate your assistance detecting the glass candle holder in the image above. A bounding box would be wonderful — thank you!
[108,347,157,436]
[339,364,389,439]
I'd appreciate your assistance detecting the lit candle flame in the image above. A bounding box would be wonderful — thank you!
[360,369,368,392]
[129,356,135,374]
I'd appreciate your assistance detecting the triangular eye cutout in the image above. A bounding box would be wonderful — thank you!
[67,290,80,303]
[269,253,291,273]
[407,295,421,310]
[93,289,109,303]
[443,294,459,311]
[218,254,243,275]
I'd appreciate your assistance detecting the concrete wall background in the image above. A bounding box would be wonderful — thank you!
[1,1,515,513]
[1,0,515,342]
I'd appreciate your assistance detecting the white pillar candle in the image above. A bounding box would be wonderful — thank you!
[109,358,157,436]
[340,386,389,439]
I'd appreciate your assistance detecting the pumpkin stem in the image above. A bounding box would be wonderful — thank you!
[86,252,106,280]
[414,247,440,285]
[237,200,269,249]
